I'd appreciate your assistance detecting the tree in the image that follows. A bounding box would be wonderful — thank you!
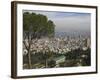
[48,60,56,68]
[47,20,55,37]
[23,12,55,38]
[23,12,55,69]
[81,48,91,66]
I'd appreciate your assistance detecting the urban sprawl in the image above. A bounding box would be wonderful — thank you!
[23,35,91,69]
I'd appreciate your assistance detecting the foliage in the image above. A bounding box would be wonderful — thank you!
[48,59,56,68]
[23,12,55,38]
[65,48,91,66]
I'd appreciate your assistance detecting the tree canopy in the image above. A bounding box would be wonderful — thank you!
[23,12,55,38]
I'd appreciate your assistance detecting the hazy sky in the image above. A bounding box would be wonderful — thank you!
[23,10,91,34]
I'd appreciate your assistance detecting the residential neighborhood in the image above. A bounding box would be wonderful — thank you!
[23,36,91,69]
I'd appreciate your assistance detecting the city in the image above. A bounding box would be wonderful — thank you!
[23,34,91,69]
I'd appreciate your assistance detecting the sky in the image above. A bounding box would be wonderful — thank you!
[23,10,91,36]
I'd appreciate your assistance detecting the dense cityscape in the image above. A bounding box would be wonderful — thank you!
[23,33,91,69]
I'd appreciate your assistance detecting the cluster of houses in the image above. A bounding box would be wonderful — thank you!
[23,37,90,55]
[23,37,90,69]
